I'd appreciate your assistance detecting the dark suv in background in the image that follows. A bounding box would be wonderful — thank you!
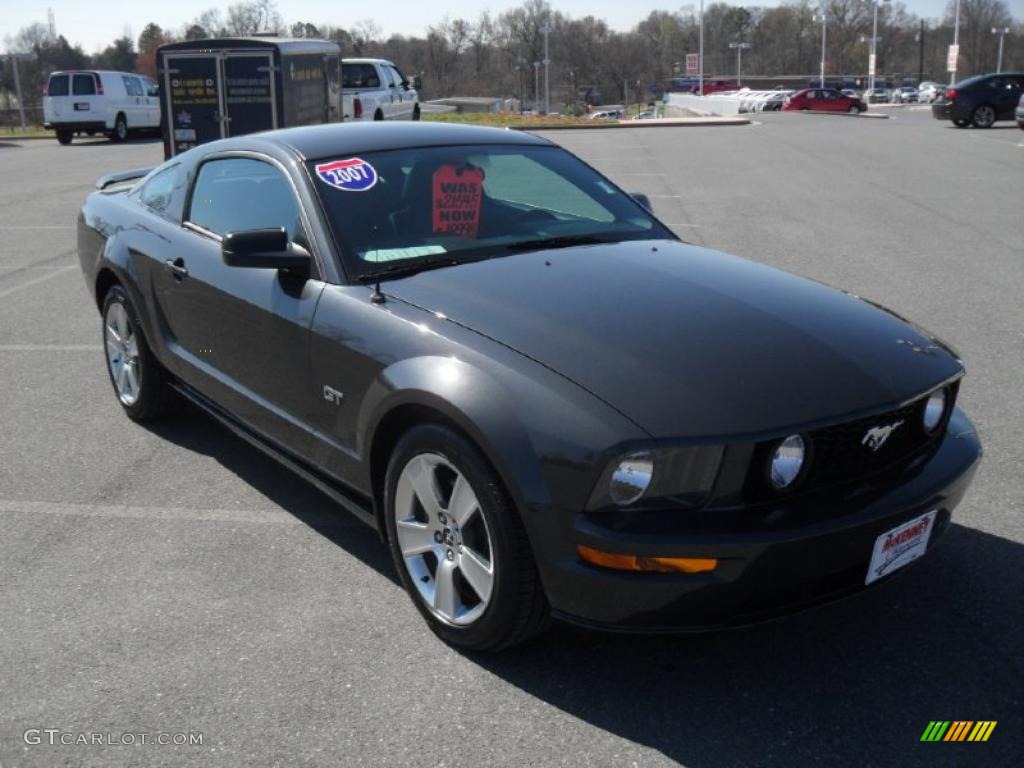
[932,72,1024,128]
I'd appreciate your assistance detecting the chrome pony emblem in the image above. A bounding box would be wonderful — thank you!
[862,421,904,452]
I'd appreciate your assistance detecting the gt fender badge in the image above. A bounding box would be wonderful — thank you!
[315,158,378,192]
[862,420,904,452]
[323,385,344,405]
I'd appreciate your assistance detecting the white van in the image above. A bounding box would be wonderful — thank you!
[43,70,161,145]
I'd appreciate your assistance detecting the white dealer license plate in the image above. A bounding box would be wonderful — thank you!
[865,510,937,585]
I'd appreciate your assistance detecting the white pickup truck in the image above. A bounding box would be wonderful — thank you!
[342,58,421,121]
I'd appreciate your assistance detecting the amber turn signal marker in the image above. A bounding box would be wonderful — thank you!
[577,545,717,574]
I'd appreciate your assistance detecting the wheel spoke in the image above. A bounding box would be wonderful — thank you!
[106,339,121,362]
[124,363,139,396]
[447,473,479,527]
[433,559,458,619]
[116,361,129,392]
[125,335,139,360]
[106,323,121,345]
[458,546,493,603]
[406,456,442,519]
[396,519,437,557]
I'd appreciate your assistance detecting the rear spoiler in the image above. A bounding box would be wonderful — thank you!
[95,166,154,190]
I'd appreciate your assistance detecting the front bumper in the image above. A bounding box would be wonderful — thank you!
[541,409,981,631]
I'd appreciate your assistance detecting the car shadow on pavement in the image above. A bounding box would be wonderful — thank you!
[146,400,400,586]
[146,403,1021,766]
[471,523,1022,767]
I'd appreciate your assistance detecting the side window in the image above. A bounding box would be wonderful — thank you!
[390,65,406,88]
[138,165,184,218]
[187,158,303,241]
[122,76,141,97]
[144,79,159,97]
[806,91,817,100]
[381,66,396,89]
[47,74,69,96]
[72,74,97,96]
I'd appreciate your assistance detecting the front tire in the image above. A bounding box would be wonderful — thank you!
[110,113,128,142]
[101,285,174,422]
[56,130,72,145]
[848,105,860,114]
[384,424,549,650]
[412,105,421,121]
[971,104,996,129]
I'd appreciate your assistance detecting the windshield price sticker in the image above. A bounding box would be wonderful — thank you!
[315,158,378,192]
[432,164,484,238]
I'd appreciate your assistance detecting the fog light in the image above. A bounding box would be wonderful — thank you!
[770,434,806,489]
[609,452,653,506]
[923,389,947,433]
[578,545,717,574]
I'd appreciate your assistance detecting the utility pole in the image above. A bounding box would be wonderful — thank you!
[917,20,925,84]
[541,24,551,115]
[728,42,751,86]
[992,27,1010,73]
[515,58,525,114]
[10,54,26,130]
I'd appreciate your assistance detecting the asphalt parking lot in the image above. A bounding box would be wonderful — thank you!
[1,109,1021,767]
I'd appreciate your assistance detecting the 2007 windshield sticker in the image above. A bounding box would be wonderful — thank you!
[315,158,378,191]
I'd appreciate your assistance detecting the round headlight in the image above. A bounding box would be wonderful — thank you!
[923,389,947,433]
[609,452,654,506]
[770,434,806,489]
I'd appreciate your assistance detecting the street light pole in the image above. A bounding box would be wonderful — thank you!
[541,24,551,114]
[728,42,751,86]
[950,0,961,85]
[992,27,1010,73]
[533,61,540,113]
[814,10,829,89]
[699,0,704,96]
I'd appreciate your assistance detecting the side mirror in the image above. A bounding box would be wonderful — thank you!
[630,192,653,212]
[221,228,309,273]
[412,75,422,91]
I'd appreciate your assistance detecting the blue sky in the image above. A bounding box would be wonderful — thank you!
[3,0,1021,53]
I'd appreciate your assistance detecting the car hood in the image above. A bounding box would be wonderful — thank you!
[385,240,962,439]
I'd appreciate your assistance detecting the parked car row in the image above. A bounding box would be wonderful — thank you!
[732,90,793,112]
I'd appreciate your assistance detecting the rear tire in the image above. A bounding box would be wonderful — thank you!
[374,110,384,121]
[384,424,549,651]
[412,105,421,121]
[101,285,175,422]
[56,130,72,145]
[971,104,996,129]
[109,113,128,142]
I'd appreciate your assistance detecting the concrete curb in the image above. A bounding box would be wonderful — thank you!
[792,110,889,120]
[520,116,750,130]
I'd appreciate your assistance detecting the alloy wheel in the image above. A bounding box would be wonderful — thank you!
[394,453,495,626]
[104,302,141,405]
[973,105,995,128]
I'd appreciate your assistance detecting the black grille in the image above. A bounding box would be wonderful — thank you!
[745,382,958,499]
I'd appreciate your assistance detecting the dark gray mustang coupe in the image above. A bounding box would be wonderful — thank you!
[78,123,981,649]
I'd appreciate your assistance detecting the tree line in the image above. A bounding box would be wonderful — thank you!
[3,0,1021,113]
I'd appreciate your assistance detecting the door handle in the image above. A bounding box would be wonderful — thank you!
[165,258,189,279]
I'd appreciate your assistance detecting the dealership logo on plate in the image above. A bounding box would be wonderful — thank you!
[314,158,378,192]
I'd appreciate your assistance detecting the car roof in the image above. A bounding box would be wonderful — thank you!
[217,122,554,161]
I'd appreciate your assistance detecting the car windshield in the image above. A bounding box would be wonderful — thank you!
[307,144,671,280]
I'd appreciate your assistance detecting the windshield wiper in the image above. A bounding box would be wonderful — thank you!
[359,256,464,282]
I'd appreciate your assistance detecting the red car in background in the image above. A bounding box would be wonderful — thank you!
[783,88,868,114]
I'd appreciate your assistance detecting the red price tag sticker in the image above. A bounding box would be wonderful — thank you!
[432,164,484,238]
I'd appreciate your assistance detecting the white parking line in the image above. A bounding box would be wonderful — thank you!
[0,498,302,526]
[0,345,101,351]
[0,264,76,298]
[0,225,76,230]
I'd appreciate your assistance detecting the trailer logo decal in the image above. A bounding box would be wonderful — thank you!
[315,158,378,192]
